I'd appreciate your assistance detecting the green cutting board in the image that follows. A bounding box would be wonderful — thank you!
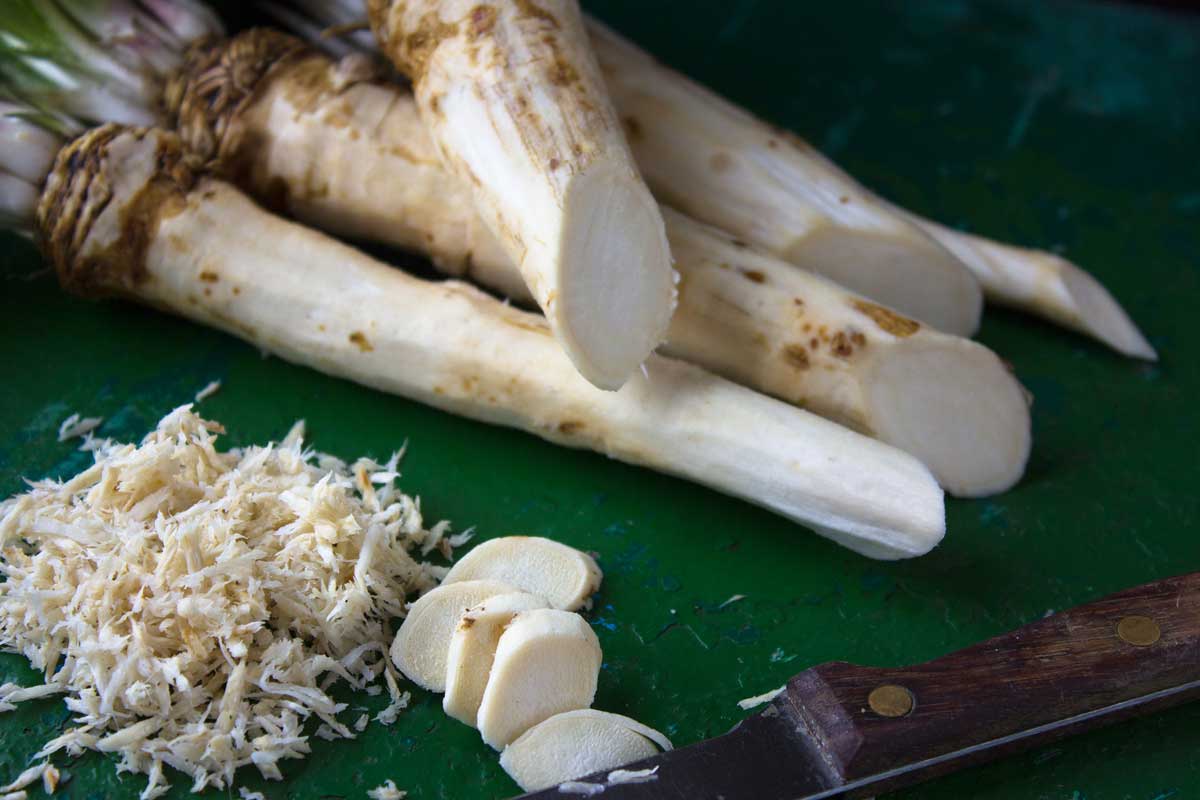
[1,0,1197,797]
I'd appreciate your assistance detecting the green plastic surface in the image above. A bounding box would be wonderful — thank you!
[1,0,1198,797]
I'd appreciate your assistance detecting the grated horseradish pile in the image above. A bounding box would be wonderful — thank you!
[0,406,462,798]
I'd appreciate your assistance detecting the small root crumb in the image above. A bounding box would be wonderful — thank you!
[607,767,658,785]
[57,413,103,442]
[194,380,221,403]
[366,778,406,800]
[737,685,786,710]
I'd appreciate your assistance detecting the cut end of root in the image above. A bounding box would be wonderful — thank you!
[786,225,983,337]
[863,338,1032,498]
[555,164,675,390]
[1060,262,1157,361]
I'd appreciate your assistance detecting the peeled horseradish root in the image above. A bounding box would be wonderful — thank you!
[500,709,673,792]
[441,536,603,611]
[477,608,603,749]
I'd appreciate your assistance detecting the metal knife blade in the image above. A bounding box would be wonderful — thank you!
[513,571,1200,799]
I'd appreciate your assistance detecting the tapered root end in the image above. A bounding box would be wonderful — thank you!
[555,165,675,390]
[863,338,1032,498]
[786,225,984,337]
[1061,264,1157,361]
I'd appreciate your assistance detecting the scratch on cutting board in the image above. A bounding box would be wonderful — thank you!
[1007,68,1060,150]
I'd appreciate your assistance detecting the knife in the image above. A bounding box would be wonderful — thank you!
[515,571,1200,799]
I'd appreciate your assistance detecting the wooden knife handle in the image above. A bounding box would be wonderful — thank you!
[784,571,1200,795]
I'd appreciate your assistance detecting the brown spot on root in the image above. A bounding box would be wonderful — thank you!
[709,152,733,172]
[199,271,219,283]
[203,287,212,297]
[468,5,497,38]
[739,268,766,284]
[38,126,196,299]
[549,158,560,170]
[557,420,585,435]
[349,331,374,352]
[459,617,476,630]
[731,239,748,248]
[767,138,779,149]
[318,323,326,332]
[515,0,560,27]
[802,322,812,333]
[853,300,920,337]
[782,345,810,370]
[831,331,854,359]
[793,297,804,308]
[397,13,460,83]
[851,331,866,348]
[622,116,642,140]
[810,337,820,349]
[549,57,580,87]
[839,196,850,204]
[232,287,241,296]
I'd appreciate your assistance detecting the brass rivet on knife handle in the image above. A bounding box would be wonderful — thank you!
[1117,615,1161,647]
[868,684,915,718]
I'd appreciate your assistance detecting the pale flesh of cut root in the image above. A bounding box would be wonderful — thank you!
[193,41,1023,496]
[500,709,672,792]
[443,591,549,728]
[476,608,601,749]
[39,126,945,559]
[390,579,517,691]
[367,1,676,389]
[441,536,602,611]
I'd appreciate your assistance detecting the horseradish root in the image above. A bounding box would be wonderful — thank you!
[441,536,602,610]
[905,219,1157,360]
[162,34,1026,495]
[35,125,945,558]
[443,591,549,727]
[391,580,517,691]
[664,216,1031,498]
[366,1,675,390]
[476,609,601,749]
[500,710,672,792]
